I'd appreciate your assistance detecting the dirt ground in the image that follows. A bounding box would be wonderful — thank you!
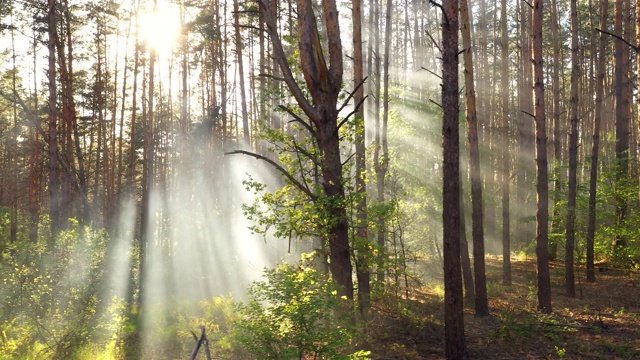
[365,256,640,359]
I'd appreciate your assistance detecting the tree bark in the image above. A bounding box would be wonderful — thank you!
[459,180,475,305]
[234,0,250,146]
[517,0,535,251]
[565,0,580,298]
[442,0,468,356]
[460,0,489,314]
[548,0,563,262]
[47,0,61,243]
[499,0,511,286]
[258,0,354,302]
[352,0,370,319]
[586,0,608,283]
[532,0,553,313]
[613,0,630,250]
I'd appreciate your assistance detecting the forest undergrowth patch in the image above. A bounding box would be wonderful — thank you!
[365,257,640,359]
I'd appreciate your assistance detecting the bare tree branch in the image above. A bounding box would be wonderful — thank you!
[338,95,368,130]
[341,152,356,166]
[595,27,640,52]
[225,149,317,200]
[521,110,535,118]
[338,76,368,113]
[425,30,443,54]
[420,66,443,80]
[429,99,443,109]
[279,105,318,139]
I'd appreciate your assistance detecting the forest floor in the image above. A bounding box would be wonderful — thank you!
[365,256,640,359]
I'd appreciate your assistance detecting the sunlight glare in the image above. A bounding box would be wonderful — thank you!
[139,3,182,56]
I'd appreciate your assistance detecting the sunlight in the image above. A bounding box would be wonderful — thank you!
[138,2,182,56]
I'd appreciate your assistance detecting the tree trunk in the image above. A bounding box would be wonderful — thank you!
[499,0,511,286]
[258,0,354,302]
[548,0,563,262]
[517,0,534,251]
[139,0,158,310]
[352,0,370,320]
[532,0,553,314]
[29,22,41,244]
[234,0,250,146]
[442,0,468,356]
[459,180,475,305]
[586,0,608,283]
[613,0,630,250]
[47,0,61,243]
[9,16,19,244]
[565,0,579,298]
[460,0,489,314]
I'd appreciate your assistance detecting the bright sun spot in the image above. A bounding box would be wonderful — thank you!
[139,3,182,55]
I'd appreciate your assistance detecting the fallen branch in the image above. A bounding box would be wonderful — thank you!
[539,322,599,330]
[189,325,212,360]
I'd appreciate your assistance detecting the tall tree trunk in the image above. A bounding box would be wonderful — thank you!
[548,0,563,261]
[234,0,250,146]
[10,14,19,244]
[586,0,608,283]
[47,0,61,243]
[499,0,511,286]
[532,0,553,313]
[29,18,41,243]
[370,0,384,282]
[517,0,534,250]
[460,0,489,314]
[257,0,354,302]
[139,0,158,311]
[352,0,370,319]
[442,0,468,356]
[376,0,392,284]
[613,0,630,250]
[128,4,140,190]
[637,0,640,218]
[565,0,580,298]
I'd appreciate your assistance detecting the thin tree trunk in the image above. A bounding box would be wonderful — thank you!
[459,180,475,305]
[47,0,61,243]
[518,0,534,251]
[565,0,579,298]
[499,0,511,286]
[442,0,468,356]
[352,0,370,320]
[234,0,250,146]
[533,0,553,314]
[460,0,489,314]
[613,0,630,250]
[29,22,41,243]
[376,0,392,284]
[139,0,158,311]
[128,4,140,191]
[548,0,563,261]
[10,14,19,244]
[586,0,607,283]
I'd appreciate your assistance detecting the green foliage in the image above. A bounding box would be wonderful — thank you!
[0,222,111,359]
[234,254,369,359]
[139,296,247,360]
[545,158,640,268]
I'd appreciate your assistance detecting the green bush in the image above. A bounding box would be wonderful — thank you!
[234,254,369,360]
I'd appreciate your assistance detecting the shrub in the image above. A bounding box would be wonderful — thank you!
[234,254,369,359]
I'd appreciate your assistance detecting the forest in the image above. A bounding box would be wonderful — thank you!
[1,0,640,358]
